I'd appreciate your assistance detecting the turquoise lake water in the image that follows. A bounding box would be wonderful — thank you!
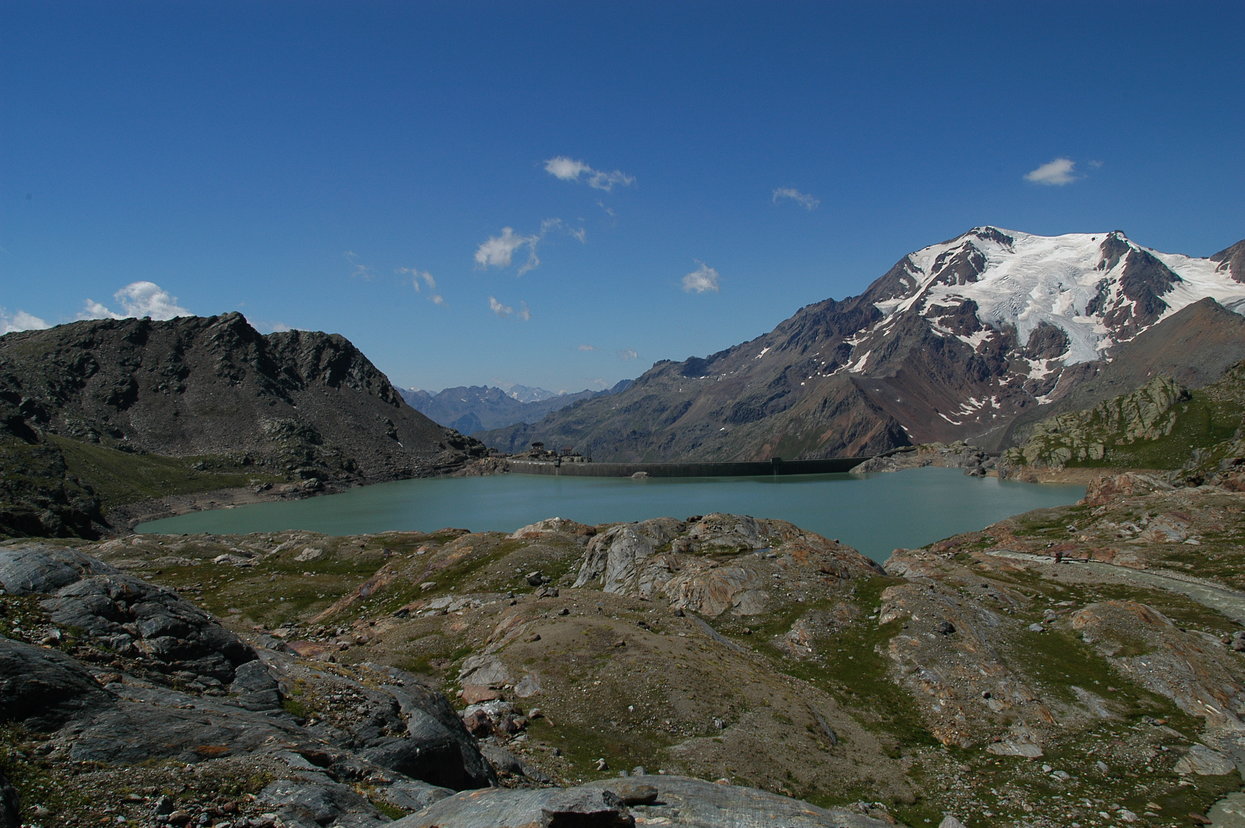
[137,468,1084,563]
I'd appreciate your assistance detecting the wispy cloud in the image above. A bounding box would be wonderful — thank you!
[577,344,597,352]
[772,187,820,210]
[475,220,585,275]
[618,348,638,361]
[0,308,49,334]
[1024,157,1081,186]
[344,250,375,280]
[251,318,292,333]
[488,296,531,321]
[544,156,635,192]
[80,282,191,321]
[397,266,445,305]
[681,261,720,294]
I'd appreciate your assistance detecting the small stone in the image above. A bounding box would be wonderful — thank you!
[935,620,956,635]
[595,757,608,771]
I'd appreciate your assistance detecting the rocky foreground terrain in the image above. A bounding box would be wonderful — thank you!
[4,466,1245,826]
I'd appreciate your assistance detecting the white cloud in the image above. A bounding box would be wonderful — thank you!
[488,297,531,320]
[0,308,49,334]
[81,282,191,321]
[475,220,585,275]
[475,227,540,272]
[1024,157,1081,186]
[81,299,122,320]
[397,266,444,305]
[544,156,635,192]
[618,348,638,361]
[681,261,720,294]
[577,344,597,352]
[772,187,820,210]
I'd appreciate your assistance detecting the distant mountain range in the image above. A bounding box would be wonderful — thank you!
[400,381,631,434]
[481,227,1245,461]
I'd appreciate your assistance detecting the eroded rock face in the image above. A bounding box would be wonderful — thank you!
[574,514,882,616]
[1071,600,1245,733]
[877,556,1058,750]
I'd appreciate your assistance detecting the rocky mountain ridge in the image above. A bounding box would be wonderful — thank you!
[0,313,485,537]
[483,228,1245,462]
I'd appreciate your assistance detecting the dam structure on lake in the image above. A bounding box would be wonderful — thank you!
[507,456,871,478]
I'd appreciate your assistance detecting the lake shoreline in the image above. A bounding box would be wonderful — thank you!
[113,462,1123,539]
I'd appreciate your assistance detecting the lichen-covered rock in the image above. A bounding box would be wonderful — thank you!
[573,514,881,616]
[1005,375,1191,468]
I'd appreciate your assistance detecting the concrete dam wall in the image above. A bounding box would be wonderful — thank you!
[507,457,869,478]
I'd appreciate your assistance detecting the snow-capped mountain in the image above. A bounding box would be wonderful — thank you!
[482,228,1245,461]
[863,226,1245,370]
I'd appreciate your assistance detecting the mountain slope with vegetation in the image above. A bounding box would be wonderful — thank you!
[1004,359,1245,471]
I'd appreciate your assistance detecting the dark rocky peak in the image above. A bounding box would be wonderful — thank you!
[928,298,983,337]
[1023,322,1071,361]
[267,328,396,401]
[1117,247,1182,324]
[930,241,987,287]
[968,225,1016,249]
[1212,239,1245,284]
[860,256,923,306]
[772,297,881,354]
[1096,230,1134,271]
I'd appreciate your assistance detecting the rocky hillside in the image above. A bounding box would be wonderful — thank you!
[483,228,1245,462]
[1004,358,1245,471]
[0,314,485,538]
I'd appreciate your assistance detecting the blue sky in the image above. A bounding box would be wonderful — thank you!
[4,1,1243,393]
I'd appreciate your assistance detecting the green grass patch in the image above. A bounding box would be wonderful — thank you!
[49,434,283,508]
[723,575,937,753]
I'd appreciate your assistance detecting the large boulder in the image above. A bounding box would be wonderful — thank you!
[0,636,112,730]
[0,543,256,686]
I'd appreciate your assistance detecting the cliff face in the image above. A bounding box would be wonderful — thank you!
[0,313,485,537]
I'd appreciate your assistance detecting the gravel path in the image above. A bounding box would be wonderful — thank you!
[987,549,1245,625]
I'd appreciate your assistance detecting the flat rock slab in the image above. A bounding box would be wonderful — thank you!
[397,775,900,828]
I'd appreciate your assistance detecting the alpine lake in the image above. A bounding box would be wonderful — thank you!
[137,467,1084,563]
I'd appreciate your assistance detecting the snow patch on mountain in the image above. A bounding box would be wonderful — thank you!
[877,228,1245,365]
